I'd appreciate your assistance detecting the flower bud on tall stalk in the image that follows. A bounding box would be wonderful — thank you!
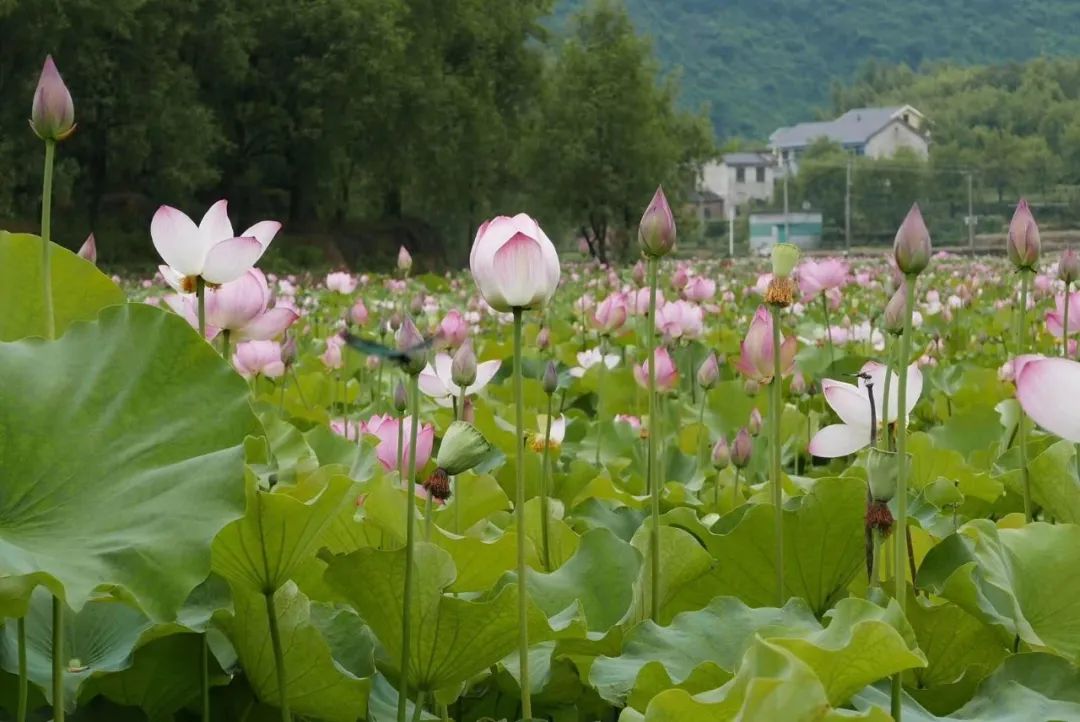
[540,361,559,571]
[889,203,931,722]
[638,186,675,623]
[1007,201,1040,523]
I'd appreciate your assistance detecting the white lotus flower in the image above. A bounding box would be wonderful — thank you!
[418,352,501,407]
[569,348,619,378]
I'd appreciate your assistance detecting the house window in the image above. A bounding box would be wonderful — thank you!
[756,167,765,183]
[704,208,712,219]
[736,167,745,182]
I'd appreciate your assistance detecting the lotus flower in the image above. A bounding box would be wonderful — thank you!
[798,258,849,299]
[398,245,413,272]
[326,272,357,294]
[638,186,676,257]
[350,299,369,326]
[1016,356,1080,442]
[734,306,796,384]
[152,200,279,289]
[655,299,704,341]
[77,233,97,264]
[808,361,923,457]
[360,414,435,473]
[1008,200,1041,270]
[438,309,469,347]
[570,348,619,378]
[633,347,679,392]
[683,276,716,302]
[529,415,566,452]
[30,55,75,141]
[419,352,501,407]
[321,335,344,369]
[165,268,297,340]
[470,213,560,312]
[233,340,286,379]
[594,293,629,334]
[893,204,931,276]
[1045,293,1080,338]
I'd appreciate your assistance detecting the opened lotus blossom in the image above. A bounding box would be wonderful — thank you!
[152,200,279,290]
[735,305,797,384]
[357,414,435,473]
[1016,355,1080,442]
[799,258,849,299]
[232,340,286,379]
[809,361,924,457]
[419,352,501,406]
[470,213,560,312]
[655,299,704,340]
[326,272,358,294]
[1045,292,1080,337]
[634,347,679,392]
[570,348,619,378]
[166,268,297,340]
[529,414,566,452]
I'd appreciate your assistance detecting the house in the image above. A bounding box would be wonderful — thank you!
[688,188,725,226]
[749,212,823,252]
[769,105,929,174]
[694,151,776,223]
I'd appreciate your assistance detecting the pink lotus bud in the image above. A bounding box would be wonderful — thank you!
[393,380,408,413]
[632,260,646,286]
[711,437,730,470]
[633,347,679,392]
[731,428,753,468]
[320,336,344,369]
[536,327,551,350]
[1008,200,1041,271]
[697,352,720,390]
[734,306,797,385]
[893,204,931,275]
[743,378,760,396]
[883,284,907,336]
[281,334,297,366]
[683,276,716,302]
[438,309,469,347]
[77,233,97,264]
[397,316,424,350]
[1060,248,1080,286]
[30,56,75,142]
[451,340,478,387]
[470,213,561,312]
[790,370,807,396]
[747,408,763,437]
[350,299,369,326]
[543,361,559,395]
[594,293,628,335]
[409,295,424,315]
[671,266,689,290]
[638,186,676,258]
[398,245,413,272]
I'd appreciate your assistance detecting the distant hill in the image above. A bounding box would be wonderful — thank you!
[553,0,1080,139]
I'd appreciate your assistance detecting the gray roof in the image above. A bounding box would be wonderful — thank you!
[722,151,775,167]
[770,106,915,149]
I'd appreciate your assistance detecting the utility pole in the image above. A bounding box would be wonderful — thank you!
[967,171,975,252]
[844,157,852,254]
[783,155,790,244]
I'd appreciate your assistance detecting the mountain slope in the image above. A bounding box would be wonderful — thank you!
[554,0,1080,138]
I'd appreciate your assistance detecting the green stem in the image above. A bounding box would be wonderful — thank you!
[397,374,421,722]
[52,596,63,722]
[512,308,532,718]
[265,591,292,722]
[541,394,554,571]
[222,329,231,361]
[891,272,917,722]
[196,277,207,340]
[881,335,894,451]
[1063,288,1070,359]
[397,409,406,482]
[424,494,433,542]
[411,691,425,722]
[696,392,707,470]
[646,257,661,622]
[732,468,740,505]
[596,337,606,465]
[40,139,56,339]
[820,293,834,368]
[201,634,211,722]
[1017,270,1032,523]
[769,304,785,606]
[17,617,27,722]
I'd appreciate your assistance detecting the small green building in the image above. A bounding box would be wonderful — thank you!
[749,212,823,252]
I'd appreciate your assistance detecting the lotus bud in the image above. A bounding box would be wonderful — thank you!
[409,295,424,315]
[281,334,298,367]
[30,56,76,142]
[350,299,369,326]
[451,340,477,387]
[747,408,763,437]
[388,312,402,332]
[743,378,760,396]
[893,204,931,276]
[883,284,907,336]
[77,233,97,264]
[671,266,689,290]
[1007,200,1041,271]
[790,370,807,396]
[1060,248,1080,286]
[398,245,413,273]
[393,380,408,413]
[770,243,800,279]
[697,352,720,390]
[731,428,753,468]
[711,437,730,470]
[632,260,646,286]
[638,185,676,258]
[435,421,492,476]
[543,360,559,395]
[536,326,551,350]
[396,317,427,375]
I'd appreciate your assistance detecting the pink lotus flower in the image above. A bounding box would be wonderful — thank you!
[233,340,286,379]
[152,200,279,289]
[78,233,97,264]
[165,269,297,340]
[1008,200,1041,270]
[437,310,470,347]
[30,56,75,142]
[655,299,704,341]
[630,287,665,315]
[350,299,369,326]
[361,414,435,473]
[734,306,797,384]
[326,272,357,294]
[321,335,344,369]
[809,361,923,457]
[671,266,689,290]
[633,347,679,392]
[1017,356,1080,442]
[798,258,849,299]
[1046,293,1080,338]
[615,414,642,434]
[682,276,716,302]
[470,213,560,312]
[594,293,629,334]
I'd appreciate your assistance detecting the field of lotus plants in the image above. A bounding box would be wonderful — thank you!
[6,55,1080,722]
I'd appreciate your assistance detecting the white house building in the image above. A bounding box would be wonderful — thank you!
[696,151,777,221]
[769,105,929,175]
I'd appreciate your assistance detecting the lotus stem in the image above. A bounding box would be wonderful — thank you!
[881,335,893,451]
[424,494,433,542]
[411,691,425,722]
[891,271,917,721]
[512,308,532,717]
[52,596,63,722]
[1017,270,1033,523]
[201,634,211,722]
[265,591,291,722]
[221,330,231,362]
[1063,288,1070,359]
[541,393,554,571]
[696,391,707,470]
[820,292,834,368]
[596,337,605,465]
[646,256,661,622]
[769,304,785,606]
[17,617,26,722]
[196,277,207,340]
[40,139,56,340]
[397,373,421,722]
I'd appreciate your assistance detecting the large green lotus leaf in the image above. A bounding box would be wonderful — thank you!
[212,471,354,594]
[855,653,1080,721]
[770,597,926,706]
[1024,440,1080,523]
[323,542,581,692]
[0,303,257,618]
[628,524,716,624]
[215,581,370,722]
[904,595,1009,714]
[0,588,153,708]
[523,497,581,571]
[434,472,511,534]
[86,633,224,721]
[0,232,124,341]
[590,596,820,708]
[908,433,1003,514]
[919,520,1080,661]
[624,638,892,722]
[522,528,640,634]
